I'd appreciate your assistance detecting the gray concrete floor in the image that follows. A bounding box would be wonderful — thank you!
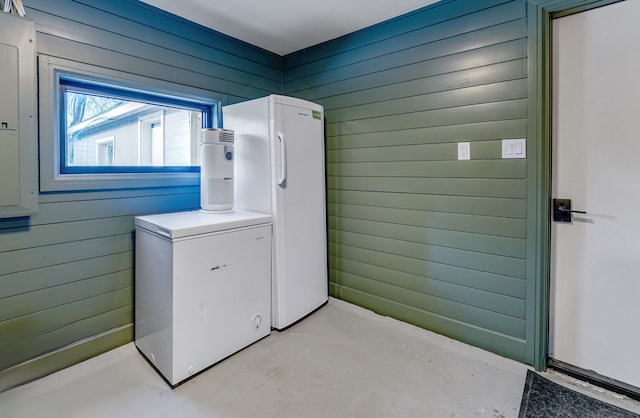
[1,298,638,418]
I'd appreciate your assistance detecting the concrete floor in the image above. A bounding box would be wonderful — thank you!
[1,298,638,418]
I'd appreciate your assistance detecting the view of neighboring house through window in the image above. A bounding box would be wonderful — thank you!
[96,136,114,166]
[151,122,163,166]
[62,79,209,174]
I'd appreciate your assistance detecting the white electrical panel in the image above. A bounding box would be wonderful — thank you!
[0,13,37,218]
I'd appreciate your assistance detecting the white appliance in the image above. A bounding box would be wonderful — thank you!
[200,128,234,212]
[134,209,272,386]
[223,95,328,330]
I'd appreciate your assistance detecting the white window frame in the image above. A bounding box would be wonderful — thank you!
[38,55,221,192]
[96,136,115,166]
[137,111,165,167]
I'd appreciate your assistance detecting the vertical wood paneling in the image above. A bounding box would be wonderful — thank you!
[284,0,531,363]
[0,0,280,388]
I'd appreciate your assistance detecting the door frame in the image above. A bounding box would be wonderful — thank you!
[528,0,625,371]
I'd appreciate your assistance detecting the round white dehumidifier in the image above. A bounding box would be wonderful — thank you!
[200,128,235,213]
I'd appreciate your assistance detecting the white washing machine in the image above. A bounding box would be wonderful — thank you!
[134,209,272,386]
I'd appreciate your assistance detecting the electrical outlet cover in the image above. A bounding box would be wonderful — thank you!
[458,142,470,160]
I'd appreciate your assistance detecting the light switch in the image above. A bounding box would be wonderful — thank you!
[502,138,526,159]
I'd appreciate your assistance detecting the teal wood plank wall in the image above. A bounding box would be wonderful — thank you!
[0,0,281,389]
[1,0,553,391]
[283,0,532,363]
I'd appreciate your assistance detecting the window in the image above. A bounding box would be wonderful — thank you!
[60,79,210,173]
[39,56,221,191]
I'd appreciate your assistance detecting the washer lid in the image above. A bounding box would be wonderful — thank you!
[135,209,271,239]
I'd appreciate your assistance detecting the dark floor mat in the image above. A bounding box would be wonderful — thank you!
[519,370,639,418]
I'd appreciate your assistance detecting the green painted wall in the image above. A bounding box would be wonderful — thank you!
[2,0,608,391]
[283,0,534,363]
[0,0,281,390]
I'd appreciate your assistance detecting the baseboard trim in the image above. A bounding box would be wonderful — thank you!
[547,358,640,402]
[0,325,133,393]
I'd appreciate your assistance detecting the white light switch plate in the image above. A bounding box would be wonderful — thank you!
[502,138,526,159]
[458,142,470,160]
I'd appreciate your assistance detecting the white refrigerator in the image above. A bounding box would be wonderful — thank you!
[223,95,328,330]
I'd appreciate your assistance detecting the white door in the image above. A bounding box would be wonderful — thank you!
[550,0,640,388]
[271,102,328,329]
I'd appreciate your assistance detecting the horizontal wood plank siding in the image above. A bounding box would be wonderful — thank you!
[0,189,198,371]
[0,0,281,386]
[328,216,526,257]
[330,284,526,359]
[1,307,133,371]
[0,0,544,387]
[284,0,513,69]
[284,0,529,362]
[285,19,526,93]
[329,245,525,299]
[327,119,527,149]
[28,0,281,99]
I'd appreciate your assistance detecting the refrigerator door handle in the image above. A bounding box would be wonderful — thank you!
[277,131,287,187]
